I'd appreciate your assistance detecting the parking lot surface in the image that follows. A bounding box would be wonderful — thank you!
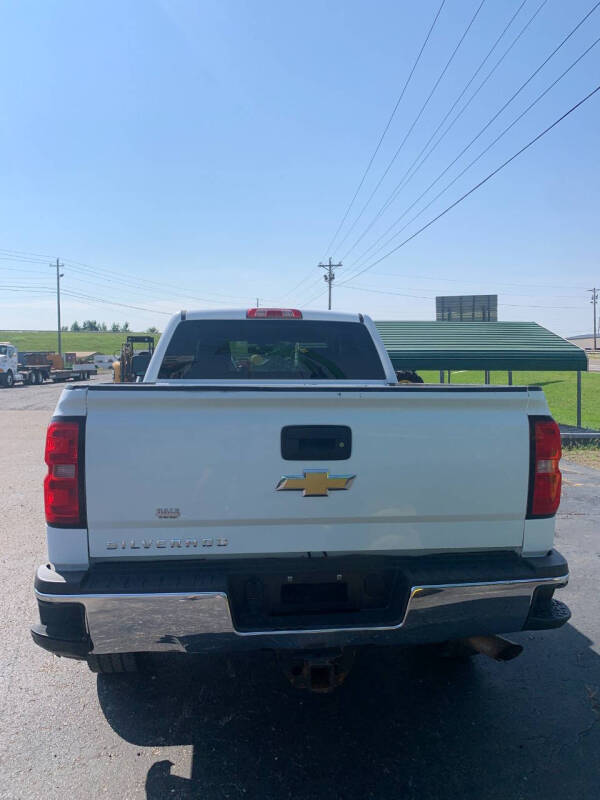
[1,380,599,799]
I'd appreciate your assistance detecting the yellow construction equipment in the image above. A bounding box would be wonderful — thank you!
[113,336,155,383]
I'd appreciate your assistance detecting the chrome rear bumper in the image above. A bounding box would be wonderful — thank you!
[33,570,569,656]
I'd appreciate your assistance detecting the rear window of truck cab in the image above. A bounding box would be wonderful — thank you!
[157,319,386,380]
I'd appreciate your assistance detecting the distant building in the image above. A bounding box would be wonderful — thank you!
[436,294,498,321]
[567,334,596,350]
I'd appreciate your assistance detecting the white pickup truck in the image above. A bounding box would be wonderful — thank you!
[32,309,569,690]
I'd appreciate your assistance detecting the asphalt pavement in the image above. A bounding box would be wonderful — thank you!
[1,379,599,800]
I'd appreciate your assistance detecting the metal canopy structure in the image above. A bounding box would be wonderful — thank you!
[374,321,588,372]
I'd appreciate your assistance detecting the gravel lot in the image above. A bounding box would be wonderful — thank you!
[1,380,599,800]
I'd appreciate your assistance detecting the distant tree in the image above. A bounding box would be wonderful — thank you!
[99,322,107,332]
[70,321,80,332]
[122,321,130,332]
[61,325,68,331]
[110,322,121,332]
[146,326,159,335]
[82,320,100,331]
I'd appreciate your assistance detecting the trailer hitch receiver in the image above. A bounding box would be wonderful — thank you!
[278,648,356,693]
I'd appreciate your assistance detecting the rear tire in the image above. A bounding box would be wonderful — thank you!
[86,653,140,674]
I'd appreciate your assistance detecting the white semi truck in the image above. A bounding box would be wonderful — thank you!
[0,342,96,387]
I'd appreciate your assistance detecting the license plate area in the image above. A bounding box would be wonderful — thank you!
[280,581,349,612]
[228,568,407,632]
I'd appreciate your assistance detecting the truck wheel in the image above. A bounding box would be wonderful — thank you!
[86,653,140,674]
[27,371,36,385]
[5,371,14,388]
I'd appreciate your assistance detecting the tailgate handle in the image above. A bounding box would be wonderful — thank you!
[281,426,351,461]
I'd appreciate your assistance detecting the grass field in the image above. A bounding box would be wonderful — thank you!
[0,330,161,356]
[420,370,600,429]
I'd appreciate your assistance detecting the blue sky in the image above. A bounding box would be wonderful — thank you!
[0,0,599,335]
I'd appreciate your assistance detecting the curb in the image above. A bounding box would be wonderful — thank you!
[561,433,600,445]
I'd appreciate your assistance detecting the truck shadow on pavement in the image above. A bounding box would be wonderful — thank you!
[97,624,600,800]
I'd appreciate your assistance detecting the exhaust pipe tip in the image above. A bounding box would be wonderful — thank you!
[493,640,524,662]
[461,635,524,662]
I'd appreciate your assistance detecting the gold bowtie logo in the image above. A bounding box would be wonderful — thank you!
[276,470,355,497]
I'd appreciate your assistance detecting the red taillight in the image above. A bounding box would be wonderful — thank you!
[527,417,562,518]
[44,420,82,526]
[246,308,302,319]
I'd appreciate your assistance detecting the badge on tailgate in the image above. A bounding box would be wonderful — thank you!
[276,469,355,497]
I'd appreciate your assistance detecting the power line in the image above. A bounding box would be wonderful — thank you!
[277,271,316,302]
[0,284,55,291]
[0,254,50,265]
[0,248,262,304]
[340,285,434,301]
[344,1,600,277]
[0,266,55,277]
[339,284,586,309]
[340,0,541,261]
[0,259,289,316]
[0,265,187,308]
[302,287,329,308]
[337,82,600,284]
[321,0,447,260]
[342,36,600,284]
[61,260,246,305]
[332,0,488,258]
[0,247,260,306]
[0,280,174,317]
[59,289,173,316]
[369,269,591,291]
[0,247,55,260]
[331,279,585,298]
[286,258,592,306]
[290,1,449,304]
[0,259,232,307]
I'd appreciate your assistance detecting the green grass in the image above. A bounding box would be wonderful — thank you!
[0,330,161,356]
[420,369,600,430]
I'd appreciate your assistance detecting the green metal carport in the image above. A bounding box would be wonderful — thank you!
[374,321,588,425]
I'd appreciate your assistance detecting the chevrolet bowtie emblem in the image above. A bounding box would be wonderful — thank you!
[276,470,355,497]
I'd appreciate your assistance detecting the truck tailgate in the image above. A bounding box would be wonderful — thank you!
[85,387,532,559]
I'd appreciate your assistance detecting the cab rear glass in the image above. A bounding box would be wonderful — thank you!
[157,320,386,380]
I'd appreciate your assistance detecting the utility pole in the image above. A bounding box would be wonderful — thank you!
[588,288,598,351]
[51,258,64,355]
[318,257,342,310]
[256,297,260,308]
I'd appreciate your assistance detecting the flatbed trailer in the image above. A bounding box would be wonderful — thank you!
[50,365,97,382]
[21,351,97,384]
[14,364,97,385]
[0,344,97,387]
